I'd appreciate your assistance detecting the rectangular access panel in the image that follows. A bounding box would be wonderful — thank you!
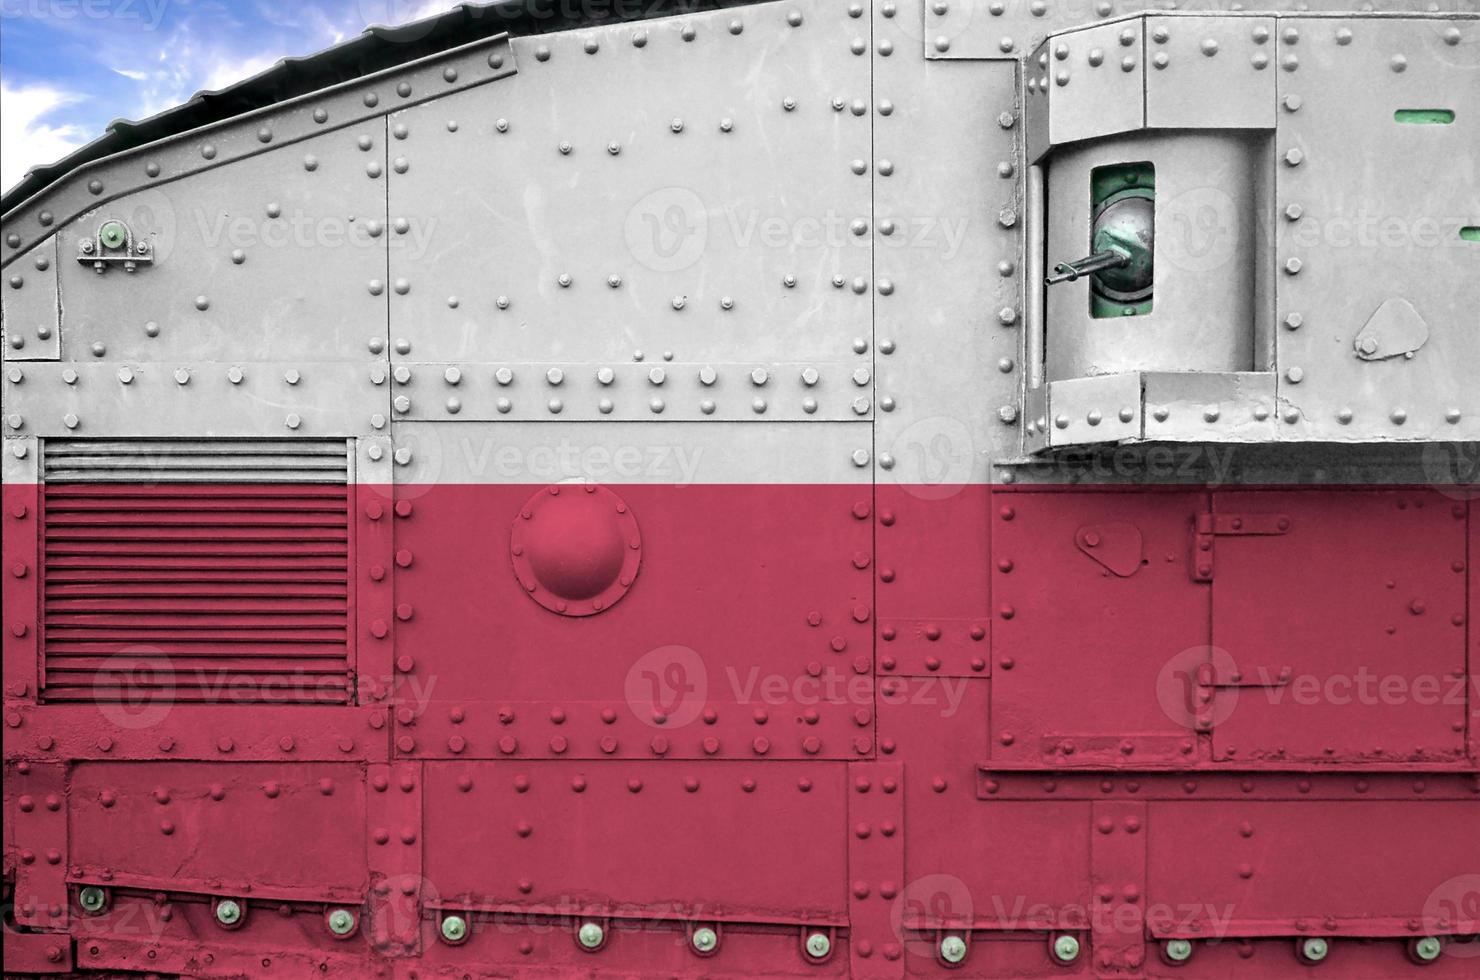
[1209,489,1467,763]
[990,490,1211,766]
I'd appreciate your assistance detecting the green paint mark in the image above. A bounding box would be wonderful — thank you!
[1461,227,1480,242]
[1394,109,1454,124]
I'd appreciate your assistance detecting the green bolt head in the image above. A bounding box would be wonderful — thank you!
[440,915,467,943]
[1052,934,1081,963]
[327,908,356,936]
[1414,936,1442,962]
[1302,937,1329,962]
[805,931,831,958]
[578,921,604,949]
[1165,938,1193,962]
[78,887,107,913]
[99,221,127,250]
[692,926,718,953]
[215,899,242,926]
[940,934,968,964]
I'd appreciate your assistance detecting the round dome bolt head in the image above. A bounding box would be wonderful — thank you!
[805,932,831,958]
[215,899,243,927]
[1301,937,1329,962]
[79,887,108,914]
[1052,934,1081,963]
[327,908,356,936]
[578,921,604,949]
[1412,937,1442,962]
[940,934,968,964]
[1165,938,1192,963]
[99,221,127,249]
[692,926,718,953]
[441,915,467,943]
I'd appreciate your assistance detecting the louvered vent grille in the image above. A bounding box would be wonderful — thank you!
[40,439,354,705]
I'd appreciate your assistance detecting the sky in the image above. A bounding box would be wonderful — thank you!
[0,0,456,194]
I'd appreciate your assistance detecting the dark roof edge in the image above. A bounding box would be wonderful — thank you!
[1,0,773,215]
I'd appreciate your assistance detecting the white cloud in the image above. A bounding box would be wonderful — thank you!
[1,81,89,196]
[203,52,280,93]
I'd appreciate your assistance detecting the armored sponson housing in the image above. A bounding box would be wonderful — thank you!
[2,0,1478,976]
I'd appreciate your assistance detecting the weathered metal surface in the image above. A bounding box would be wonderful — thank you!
[2,1,1478,977]
[1274,15,1480,441]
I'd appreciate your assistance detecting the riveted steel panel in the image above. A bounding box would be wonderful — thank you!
[422,760,848,918]
[926,0,1158,61]
[1142,371,1278,442]
[924,0,1480,61]
[391,478,874,761]
[1045,373,1142,446]
[68,761,368,903]
[390,419,873,485]
[875,485,992,677]
[872,24,1019,487]
[0,34,516,266]
[1148,797,1480,934]
[1209,489,1468,763]
[385,1,871,370]
[3,3,1479,978]
[1144,16,1277,130]
[54,130,388,366]
[991,489,1210,765]
[6,760,69,931]
[1274,15,1480,440]
[390,360,873,422]
[1026,19,1145,163]
[2,240,59,361]
[1,361,385,438]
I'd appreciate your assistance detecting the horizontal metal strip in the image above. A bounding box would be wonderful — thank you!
[44,484,348,499]
[45,439,349,455]
[44,558,348,571]
[44,628,348,641]
[45,527,349,541]
[44,501,348,516]
[46,583,348,598]
[43,457,350,472]
[45,614,347,626]
[44,514,349,528]
[45,600,348,614]
[44,641,349,656]
[43,470,350,484]
[45,690,352,704]
[43,660,350,675]
[44,572,348,585]
[46,543,349,556]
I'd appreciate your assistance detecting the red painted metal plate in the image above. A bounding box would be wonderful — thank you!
[991,490,1211,766]
[1210,490,1468,763]
[394,484,875,761]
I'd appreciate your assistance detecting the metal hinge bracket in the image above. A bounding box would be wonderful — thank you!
[1191,512,1290,582]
